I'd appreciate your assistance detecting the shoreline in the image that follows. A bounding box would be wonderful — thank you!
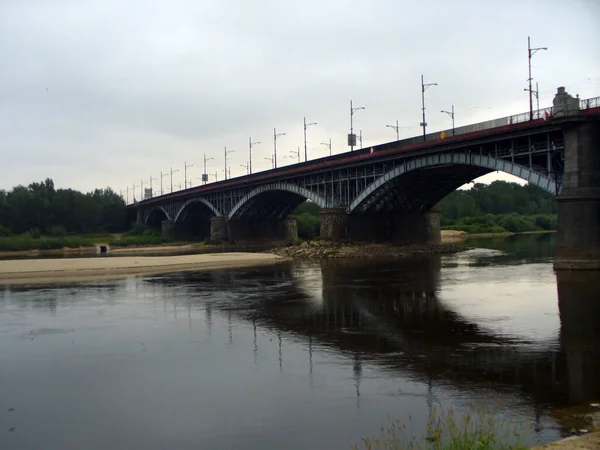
[0,253,285,285]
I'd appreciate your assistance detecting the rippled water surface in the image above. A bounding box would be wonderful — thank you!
[1,233,599,449]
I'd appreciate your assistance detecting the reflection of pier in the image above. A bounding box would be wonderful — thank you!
[148,258,600,411]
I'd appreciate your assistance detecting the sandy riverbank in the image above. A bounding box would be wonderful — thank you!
[0,253,285,285]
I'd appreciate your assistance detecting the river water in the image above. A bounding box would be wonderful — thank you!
[1,234,599,449]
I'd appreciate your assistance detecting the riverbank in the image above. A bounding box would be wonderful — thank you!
[0,253,285,285]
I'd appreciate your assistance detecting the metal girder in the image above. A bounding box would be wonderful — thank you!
[173,197,221,223]
[348,152,559,214]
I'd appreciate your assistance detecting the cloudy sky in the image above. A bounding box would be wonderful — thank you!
[1,0,599,200]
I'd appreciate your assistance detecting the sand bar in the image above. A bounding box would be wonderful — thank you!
[0,253,285,285]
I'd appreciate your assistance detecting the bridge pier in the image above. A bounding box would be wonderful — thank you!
[161,220,176,238]
[553,87,600,269]
[344,209,441,244]
[223,216,298,242]
[210,216,228,242]
[320,208,347,240]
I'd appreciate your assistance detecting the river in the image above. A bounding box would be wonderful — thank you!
[1,233,599,449]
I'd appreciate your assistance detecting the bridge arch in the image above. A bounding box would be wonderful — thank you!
[348,152,559,214]
[228,182,329,221]
[144,206,172,227]
[173,197,221,223]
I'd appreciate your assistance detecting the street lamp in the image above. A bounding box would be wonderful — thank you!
[184,161,194,189]
[148,175,157,198]
[203,154,213,185]
[303,117,317,162]
[160,171,168,196]
[240,163,249,174]
[132,182,139,202]
[350,100,365,152]
[125,186,130,204]
[265,155,274,169]
[386,120,400,140]
[273,128,285,169]
[441,105,455,135]
[170,166,179,193]
[249,138,260,174]
[420,74,438,141]
[321,138,332,156]
[224,146,235,180]
[526,36,547,120]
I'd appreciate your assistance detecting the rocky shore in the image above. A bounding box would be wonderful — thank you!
[268,239,462,259]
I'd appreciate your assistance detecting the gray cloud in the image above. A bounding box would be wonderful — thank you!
[1,0,599,196]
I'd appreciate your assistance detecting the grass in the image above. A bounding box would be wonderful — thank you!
[352,405,530,450]
[0,236,95,251]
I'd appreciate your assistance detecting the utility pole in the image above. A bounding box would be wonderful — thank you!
[303,117,317,162]
[240,163,249,174]
[386,120,400,140]
[149,175,157,198]
[249,138,260,174]
[203,154,213,185]
[526,36,547,121]
[359,129,363,149]
[184,161,193,190]
[132,182,139,202]
[160,170,168,196]
[273,128,285,169]
[420,74,438,141]
[170,166,179,193]
[213,170,218,182]
[126,186,129,204]
[224,146,235,180]
[140,179,144,200]
[321,138,332,156]
[350,100,365,152]
[441,105,455,135]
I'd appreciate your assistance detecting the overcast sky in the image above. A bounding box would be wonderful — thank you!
[1,0,599,200]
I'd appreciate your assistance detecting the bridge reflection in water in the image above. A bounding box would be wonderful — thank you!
[147,253,599,417]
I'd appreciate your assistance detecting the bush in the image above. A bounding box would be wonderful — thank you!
[296,212,320,239]
[0,226,12,237]
[50,225,68,237]
[110,235,171,247]
[29,227,41,239]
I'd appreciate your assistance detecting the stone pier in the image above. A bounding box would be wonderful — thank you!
[320,208,347,240]
[345,208,441,244]
[222,216,298,242]
[553,87,600,269]
[161,220,176,238]
[210,216,228,241]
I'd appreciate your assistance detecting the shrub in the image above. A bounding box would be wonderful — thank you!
[29,227,41,239]
[296,212,320,239]
[50,225,68,237]
[0,226,12,237]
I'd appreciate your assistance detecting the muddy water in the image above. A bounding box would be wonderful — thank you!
[1,233,598,449]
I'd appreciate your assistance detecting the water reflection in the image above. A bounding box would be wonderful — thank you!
[1,238,599,449]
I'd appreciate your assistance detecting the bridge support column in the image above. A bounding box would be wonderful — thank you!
[392,208,441,244]
[282,216,298,240]
[210,216,229,242]
[228,216,298,242]
[161,220,176,238]
[553,88,600,269]
[320,208,347,240]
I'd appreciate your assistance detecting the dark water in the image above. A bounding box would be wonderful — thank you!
[1,234,599,449]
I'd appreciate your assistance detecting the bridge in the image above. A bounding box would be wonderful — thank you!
[131,87,600,269]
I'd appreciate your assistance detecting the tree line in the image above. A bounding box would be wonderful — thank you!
[0,178,127,236]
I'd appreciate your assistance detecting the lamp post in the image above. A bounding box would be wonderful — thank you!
[249,138,260,174]
[140,179,144,200]
[240,163,249,174]
[349,100,365,152]
[265,156,274,169]
[148,175,157,198]
[132,182,139,202]
[184,161,193,189]
[386,120,400,140]
[224,146,235,180]
[321,138,332,156]
[441,105,455,135]
[421,74,438,141]
[126,186,130,204]
[203,154,213,185]
[160,171,168,196]
[170,166,179,193]
[303,117,317,162]
[273,128,285,169]
[526,36,547,121]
